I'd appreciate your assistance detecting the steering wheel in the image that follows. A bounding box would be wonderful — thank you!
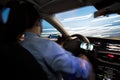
[60,34,90,56]
[61,34,90,46]
[69,34,90,44]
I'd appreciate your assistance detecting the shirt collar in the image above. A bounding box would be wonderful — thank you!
[24,32,41,38]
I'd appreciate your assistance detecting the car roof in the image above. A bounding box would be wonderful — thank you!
[0,0,120,16]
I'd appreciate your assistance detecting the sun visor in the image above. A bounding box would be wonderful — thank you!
[94,2,120,18]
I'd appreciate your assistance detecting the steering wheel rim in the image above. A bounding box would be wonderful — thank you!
[70,34,90,44]
[62,34,90,44]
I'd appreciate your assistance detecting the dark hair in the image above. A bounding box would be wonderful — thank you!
[2,2,40,43]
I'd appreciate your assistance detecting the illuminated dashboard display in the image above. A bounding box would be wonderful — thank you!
[80,42,94,51]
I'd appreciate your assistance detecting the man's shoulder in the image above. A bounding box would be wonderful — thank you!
[43,38,58,46]
[40,38,62,48]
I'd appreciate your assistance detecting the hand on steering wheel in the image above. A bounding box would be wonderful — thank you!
[60,34,90,56]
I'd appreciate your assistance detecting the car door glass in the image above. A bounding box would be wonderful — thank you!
[41,20,61,40]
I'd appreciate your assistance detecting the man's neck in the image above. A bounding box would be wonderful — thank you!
[25,26,41,35]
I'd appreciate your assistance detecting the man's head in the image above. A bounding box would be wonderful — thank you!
[4,2,41,42]
[7,2,41,32]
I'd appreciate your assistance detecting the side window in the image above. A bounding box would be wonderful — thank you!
[1,8,10,23]
[0,8,10,26]
[41,20,61,40]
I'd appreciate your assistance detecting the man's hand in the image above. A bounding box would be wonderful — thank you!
[78,54,95,80]
[78,54,89,61]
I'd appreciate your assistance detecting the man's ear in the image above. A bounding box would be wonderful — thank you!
[34,19,40,26]
[34,18,42,33]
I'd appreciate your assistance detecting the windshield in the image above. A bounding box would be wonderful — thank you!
[55,6,120,40]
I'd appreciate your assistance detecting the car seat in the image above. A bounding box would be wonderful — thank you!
[0,1,48,80]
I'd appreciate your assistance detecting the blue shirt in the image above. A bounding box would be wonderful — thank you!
[20,32,91,80]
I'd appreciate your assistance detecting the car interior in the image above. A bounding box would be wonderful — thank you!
[0,0,120,80]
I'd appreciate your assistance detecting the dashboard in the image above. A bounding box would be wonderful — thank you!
[88,37,120,80]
